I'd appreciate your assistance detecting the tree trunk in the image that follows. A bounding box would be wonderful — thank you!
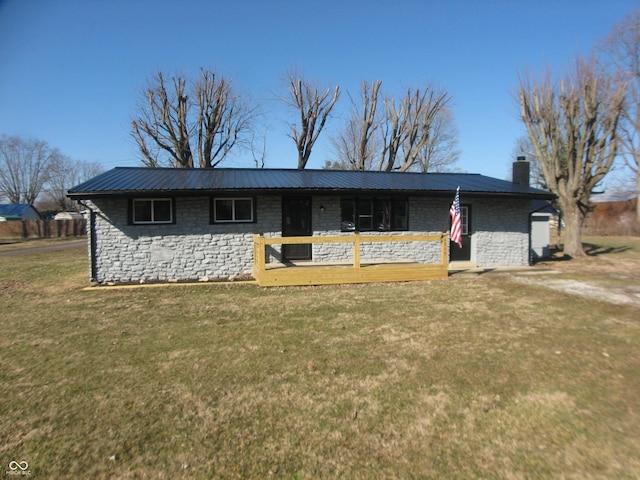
[560,202,586,257]
[637,172,640,223]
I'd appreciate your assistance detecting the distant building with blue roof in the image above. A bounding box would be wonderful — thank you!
[0,204,41,221]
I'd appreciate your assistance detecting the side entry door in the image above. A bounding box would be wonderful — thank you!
[282,196,312,261]
[450,205,471,261]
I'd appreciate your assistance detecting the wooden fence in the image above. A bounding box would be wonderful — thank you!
[0,219,87,240]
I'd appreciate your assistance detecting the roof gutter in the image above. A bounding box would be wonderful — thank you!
[68,189,556,201]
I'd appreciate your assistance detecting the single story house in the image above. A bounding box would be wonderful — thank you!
[67,164,554,286]
[0,204,41,221]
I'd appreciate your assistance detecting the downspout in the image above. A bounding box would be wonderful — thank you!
[78,200,97,284]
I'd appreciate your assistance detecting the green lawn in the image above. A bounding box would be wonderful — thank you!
[1,238,639,478]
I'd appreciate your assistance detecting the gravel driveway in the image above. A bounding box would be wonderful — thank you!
[511,273,640,308]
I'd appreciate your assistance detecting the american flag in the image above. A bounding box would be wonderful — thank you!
[449,187,462,248]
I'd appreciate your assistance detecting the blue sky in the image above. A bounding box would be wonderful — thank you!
[0,0,637,180]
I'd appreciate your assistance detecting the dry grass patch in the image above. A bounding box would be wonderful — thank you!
[1,237,639,478]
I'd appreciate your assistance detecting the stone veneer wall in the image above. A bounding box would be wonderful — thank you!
[86,195,532,284]
[88,196,282,284]
[310,196,531,266]
[470,198,531,266]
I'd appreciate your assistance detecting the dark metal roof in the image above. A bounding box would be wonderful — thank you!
[68,167,555,200]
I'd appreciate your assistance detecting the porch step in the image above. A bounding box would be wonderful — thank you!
[448,261,479,271]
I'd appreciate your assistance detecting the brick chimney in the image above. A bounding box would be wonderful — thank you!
[512,155,530,187]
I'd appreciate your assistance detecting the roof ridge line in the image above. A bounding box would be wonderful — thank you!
[112,166,482,175]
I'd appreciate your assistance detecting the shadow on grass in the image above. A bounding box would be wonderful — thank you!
[534,247,573,264]
[583,242,632,256]
[541,242,632,262]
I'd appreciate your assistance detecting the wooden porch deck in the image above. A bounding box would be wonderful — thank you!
[253,233,449,287]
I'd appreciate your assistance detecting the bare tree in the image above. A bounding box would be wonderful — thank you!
[0,135,59,204]
[330,80,382,170]
[598,9,640,221]
[328,112,368,170]
[414,106,460,172]
[47,156,103,210]
[330,82,455,173]
[518,58,626,257]
[283,72,341,169]
[250,128,268,169]
[131,69,256,168]
[378,87,451,172]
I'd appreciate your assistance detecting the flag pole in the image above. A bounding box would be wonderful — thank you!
[448,186,463,249]
[442,186,459,233]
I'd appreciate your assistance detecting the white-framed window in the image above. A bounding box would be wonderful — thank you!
[212,197,255,223]
[460,206,469,236]
[131,199,174,224]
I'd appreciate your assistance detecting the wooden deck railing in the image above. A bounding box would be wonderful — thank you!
[253,232,449,286]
